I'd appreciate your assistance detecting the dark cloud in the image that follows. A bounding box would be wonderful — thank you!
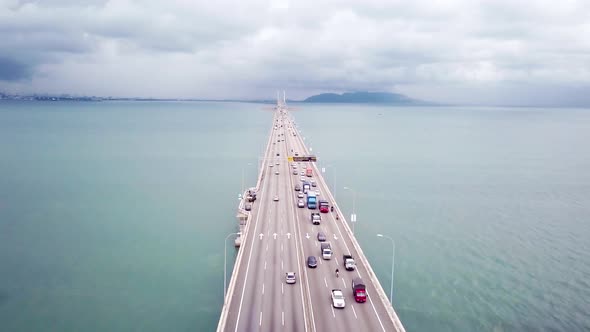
[0,56,31,81]
[0,0,588,105]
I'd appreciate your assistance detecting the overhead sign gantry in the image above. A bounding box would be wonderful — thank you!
[288,155,317,162]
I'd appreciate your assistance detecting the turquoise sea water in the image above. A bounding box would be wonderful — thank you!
[1,101,589,331]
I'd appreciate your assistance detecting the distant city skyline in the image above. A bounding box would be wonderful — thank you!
[1,0,589,107]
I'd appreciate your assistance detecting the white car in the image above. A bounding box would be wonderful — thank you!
[285,272,296,284]
[300,176,305,182]
[331,289,346,308]
[273,196,279,202]
[275,171,279,175]
[300,171,305,175]
[297,192,304,198]
[297,200,305,208]
[269,164,273,167]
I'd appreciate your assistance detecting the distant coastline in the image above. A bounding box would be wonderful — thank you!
[302,91,424,104]
[0,91,429,105]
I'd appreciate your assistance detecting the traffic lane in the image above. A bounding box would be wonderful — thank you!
[236,193,277,331]
[280,156,309,332]
[310,180,395,331]
[286,162,318,332]
[296,209,370,332]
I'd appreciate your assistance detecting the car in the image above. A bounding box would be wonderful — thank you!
[311,180,317,187]
[293,170,298,175]
[269,164,273,167]
[302,165,307,169]
[295,152,299,156]
[331,289,346,308]
[275,162,280,165]
[307,256,318,268]
[300,171,305,175]
[276,153,280,156]
[275,171,279,175]
[273,196,279,202]
[245,203,252,211]
[300,176,305,182]
[294,184,301,191]
[285,272,296,284]
[297,200,305,208]
[317,232,326,242]
[315,190,320,196]
[297,192,304,198]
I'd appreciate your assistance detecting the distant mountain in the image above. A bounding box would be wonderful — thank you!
[303,91,420,104]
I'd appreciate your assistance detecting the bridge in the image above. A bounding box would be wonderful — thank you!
[217,98,406,332]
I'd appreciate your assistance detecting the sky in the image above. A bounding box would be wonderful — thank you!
[1,0,589,106]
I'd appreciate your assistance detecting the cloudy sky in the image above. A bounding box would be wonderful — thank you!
[1,0,589,105]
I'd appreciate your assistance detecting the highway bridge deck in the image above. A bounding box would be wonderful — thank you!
[218,105,405,332]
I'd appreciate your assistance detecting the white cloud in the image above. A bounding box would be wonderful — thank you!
[0,0,589,105]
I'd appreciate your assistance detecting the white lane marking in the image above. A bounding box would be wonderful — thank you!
[259,311,263,326]
[324,277,327,288]
[262,283,265,294]
[331,306,335,318]
[319,258,322,265]
[351,304,358,318]
[282,283,284,294]
[287,162,313,332]
[281,243,283,252]
[281,260,283,270]
[335,258,339,266]
[341,278,346,287]
[266,244,268,251]
[282,311,285,326]
[264,261,267,270]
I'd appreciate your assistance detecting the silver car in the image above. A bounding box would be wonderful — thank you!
[297,200,305,208]
[331,289,345,308]
[286,272,296,284]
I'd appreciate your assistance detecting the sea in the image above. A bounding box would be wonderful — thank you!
[0,100,589,331]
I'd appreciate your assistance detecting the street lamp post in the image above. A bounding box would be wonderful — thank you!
[343,186,357,233]
[224,232,241,302]
[377,233,395,305]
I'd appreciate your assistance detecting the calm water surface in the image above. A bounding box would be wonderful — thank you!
[1,101,589,331]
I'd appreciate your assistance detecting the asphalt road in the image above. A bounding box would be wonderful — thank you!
[222,108,401,332]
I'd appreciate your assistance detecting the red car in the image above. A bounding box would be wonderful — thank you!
[319,200,329,213]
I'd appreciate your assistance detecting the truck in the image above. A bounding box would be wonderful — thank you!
[302,182,311,194]
[307,191,317,209]
[320,242,332,260]
[319,200,330,213]
[311,212,321,225]
[342,254,356,271]
[351,278,367,303]
[306,168,313,177]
